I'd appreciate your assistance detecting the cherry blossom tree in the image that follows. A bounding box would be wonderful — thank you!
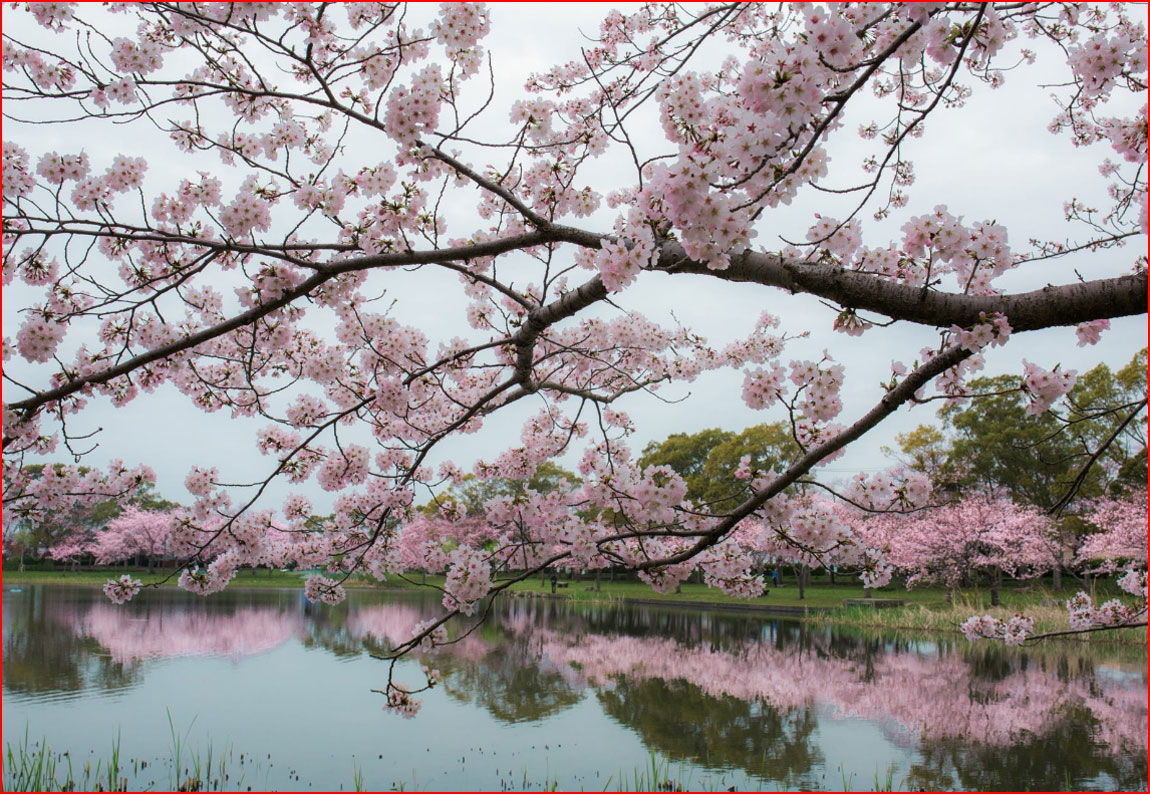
[858,496,1057,605]
[962,488,1147,645]
[43,530,93,569]
[3,3,1147,708]
[1074,488,1149,573]
[90,505,173,571]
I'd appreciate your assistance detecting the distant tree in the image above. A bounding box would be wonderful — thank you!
[637,429,735,503]
[939,375,1083,509]
[886,424,957,490]
[1053,349,1148,507]
[129,482,182,513]
[639,423,796,510]
[699,423,798,510]
[422,461,581,519]
[860,497,1056,605]
[90,506,174,572]
[936,348,1146,511]
[1074,489,1148,574]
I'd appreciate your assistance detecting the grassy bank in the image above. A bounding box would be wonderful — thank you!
[5,568,1143,643]
[2,568,312,589]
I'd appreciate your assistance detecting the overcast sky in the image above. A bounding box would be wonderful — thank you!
[3,3,1146,512]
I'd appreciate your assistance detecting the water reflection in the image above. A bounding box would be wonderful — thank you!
[3,586,1145,791]
[597,678,822,783]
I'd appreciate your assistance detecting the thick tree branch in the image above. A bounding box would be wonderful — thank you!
[656,244,1148,330]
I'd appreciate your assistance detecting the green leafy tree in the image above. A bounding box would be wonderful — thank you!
[886,424,957,489]
[422,461,581,518]
[699,423,798,510]
[937,349,1147,509]
[939,375,1084,509]
[638,424,797,511]
[129,481,181,512]
[637,428,734,503]
[1054,348,1147,504]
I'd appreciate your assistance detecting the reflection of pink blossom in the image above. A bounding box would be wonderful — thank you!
[78,605,302,663]
[346,604,489,659]
[344,603,425,645]
[42,592,1147,757]
[527,627,1147,751]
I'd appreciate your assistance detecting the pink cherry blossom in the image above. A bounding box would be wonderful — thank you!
[1,2,1145,667]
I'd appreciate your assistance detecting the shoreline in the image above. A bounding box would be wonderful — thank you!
[6,571,1144,644]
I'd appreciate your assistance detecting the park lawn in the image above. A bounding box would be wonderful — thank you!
[497,575,1125,612]
[1,567,312,589]
[499,576,943,609]
[6,568,1141,643]
[1,567,1107,610]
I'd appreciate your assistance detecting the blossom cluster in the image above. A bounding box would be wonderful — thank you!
[442,548,491,615]
[960,613,1035,646]
[102,575,143,605]
[304,574,347,605]
[1066,591,1144,630]
[385,686,421,719]
[1021,360,1077,416]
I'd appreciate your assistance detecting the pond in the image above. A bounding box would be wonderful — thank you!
[2,585,1146,791]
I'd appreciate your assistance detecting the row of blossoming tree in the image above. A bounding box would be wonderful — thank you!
[3,2,1146,711]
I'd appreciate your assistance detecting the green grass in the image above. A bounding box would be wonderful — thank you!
[6,568,1142,643]
[3,717,266,793]
[3,567,311,589]
[832,584,1148,644]
[3,728,127,792]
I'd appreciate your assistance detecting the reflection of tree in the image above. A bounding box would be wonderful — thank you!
[597,677,821,783]
[2,589,141,697]
[436,641,584,724]
[298,600,362,659]
[516,603,1147,785]
[81,604,300,663]
[906,701,1148,792]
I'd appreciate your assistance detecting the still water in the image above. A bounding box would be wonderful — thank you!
[2,585,1146,791]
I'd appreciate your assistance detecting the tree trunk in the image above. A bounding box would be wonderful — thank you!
[990,568,1002,607]
[595,570,601,592]
[1052,565,1062,591]
[829,566,835,586]
[797,565,806,600]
